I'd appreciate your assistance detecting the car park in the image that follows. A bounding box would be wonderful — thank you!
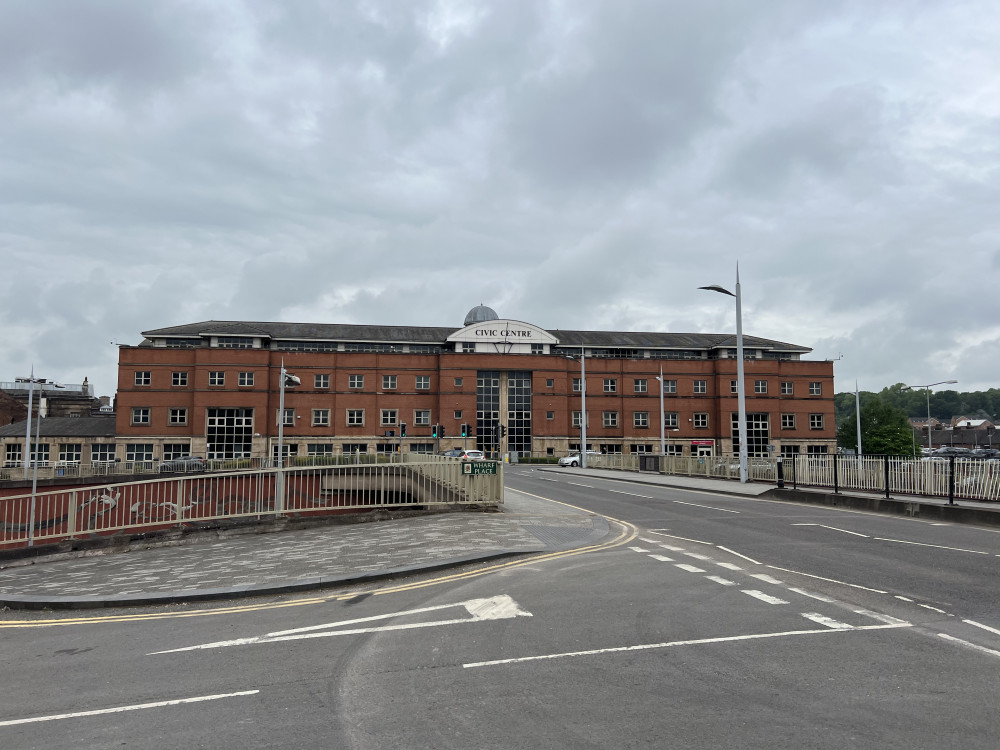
[159,455,207,473]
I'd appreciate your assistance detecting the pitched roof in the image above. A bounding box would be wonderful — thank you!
[0,416,117,438]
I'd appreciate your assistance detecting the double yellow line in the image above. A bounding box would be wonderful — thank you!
[0,492,636,629]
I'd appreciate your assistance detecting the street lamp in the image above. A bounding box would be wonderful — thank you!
[19,369,63,546]
[275,361,300,514]
[656,364,666,456]
[901,380,957,452]
[700,270,748,483]
[565,347,587,468]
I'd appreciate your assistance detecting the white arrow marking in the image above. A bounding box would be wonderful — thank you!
[148,595,531,654]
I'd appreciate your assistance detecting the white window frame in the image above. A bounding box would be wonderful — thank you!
[315,374,330,389]
[663,380,677,394]
[135,371,151,386]
[603,379,617,393]
[131,407,150,425]
[664,412,679,429]
[781,381,793,395]
[171,372,188,387]
[382,375,397,390]
[347,409,364,426]
[781,414,796,429]
[238,371,254,387]
[415,375,430,390]
[414,409,431,426]
[634,379,647,394]
[381,409,398,426]
[603,411,618,428]
[809,382,822,396]
[809,414,824,430]
[349,374,364,389]
[693,380,707,394]
[633,411,649,428]
[209,371,225,386]
[312,409,330,427]
[693,413,709,428]
[755,380,767,394]
[168,408,187,425]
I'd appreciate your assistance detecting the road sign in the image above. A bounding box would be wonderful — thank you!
[462,461,498,475]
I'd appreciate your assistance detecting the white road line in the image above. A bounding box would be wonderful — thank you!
[637,537,660,544]
[873,538,990,555]
[659,545,687,552]
[650,532,715,545]
[965,619,1000,636]
[567,482,593,488]
[938,633,1000,659]
[675,564,706,573]
[749,574,784,585]
[717,546,761,565]
[854,610,910,626]
[919,604,948,614]
[683,552,712,561]
[649,555,675,562]
[801,613,853,629]
[628,546,650,552]
[717,562,743,571]
[608,490,651,498]
[793,524,869,538]
[895,596,914,602]
[705,576,737,586]
[742,590,789,605]
[787,588,837,603]
[463,623,911,668]
[673,500,740,514]
[766,565,888,594]
[0,691,259,727]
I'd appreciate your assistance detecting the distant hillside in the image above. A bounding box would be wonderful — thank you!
[834,384,1000,425]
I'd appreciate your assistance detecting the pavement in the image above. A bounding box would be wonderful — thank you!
[1,467,997,610]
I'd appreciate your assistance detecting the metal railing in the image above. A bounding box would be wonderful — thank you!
[622,453,1000,503]
[0,456,503,549]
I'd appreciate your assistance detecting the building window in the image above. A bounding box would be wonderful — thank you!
[632,444,653,454]
[544,378,554,388]
[461,342,476,353]
[731,380,738,394]
[781,414,796,429]
[453,410,462,420]
[573,377,582,392]
[280,409,294,426]
[531,344,544,354]
[807,445,829,454]
[217,336,255,349]
[780,445,801,458]
[126,444,154,462]
[168,408,188,425]
[131,407,150,425]
[171,372,188,387]
[135,371,151,386]
[809,382,822,396]
[662,379,677,394]
[754,380,767,394]
[382,375,397,390]
[603,411,619,428]
[664,412,679,429]
[238,372,254,387]
[209,371,225,386]
[546,411,555,420]
[307,444,334,456]
[349,374,364,389]
[781,382,793,395]
[381,409,398,426]
[315,374,330,389]
[693,413,709,428]
[634,379,647,393]
[693,380,707,394]
[572,411,584,428]
[312,409,330,427]
[163,443,190,460]
[810,414,825,430]
[91,444,116,463]
[343,443,368,454]
[58,444,82,463]
[347,409,364,426]
[409,443,435,454]
[414,409,431,425]
[633,411,649,429]
[454,377,463,387]
[415,375,431,390]
[604,379,617,393]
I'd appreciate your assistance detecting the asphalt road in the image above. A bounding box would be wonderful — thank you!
[3,466,1000,749]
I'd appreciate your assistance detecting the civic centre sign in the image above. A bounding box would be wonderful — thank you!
[447,319,559,354]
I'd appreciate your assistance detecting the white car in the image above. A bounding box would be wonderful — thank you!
[558,451,601,467]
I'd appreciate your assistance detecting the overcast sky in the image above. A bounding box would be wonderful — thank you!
[2,0,998,399]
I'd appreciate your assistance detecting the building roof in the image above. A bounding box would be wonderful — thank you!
[140,320,812,353]
[0,416,117,439]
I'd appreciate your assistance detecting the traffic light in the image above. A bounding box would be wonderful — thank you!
[500,425,507,438]
[399,423,406,437]
[431,424,438,438]
[461,423,468,437]
[440,424,446,438]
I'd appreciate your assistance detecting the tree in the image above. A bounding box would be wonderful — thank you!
[837,399,916,456]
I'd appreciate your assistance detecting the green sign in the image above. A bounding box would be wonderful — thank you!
[462,461,498,475]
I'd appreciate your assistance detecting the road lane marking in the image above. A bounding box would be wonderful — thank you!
[749,574,784,585]
[716,546,760,565]
[717,562,743,571]
[659,545,686,552]
[673,500,740,514]
[149,595,532,654]
[0,690,259,727]
[705,576,736,586]
[567,483,594,488]
[854,610,910,626]
[675,564,706,573]
[895,596,914,602]
[919,604,948,614]
[765,565,888,594]
[628,546,650,552]
[873,538,990,555]
[463,623,911,668]
[608,489,653,498]
[787,588,836,603]
[938,633,1000,659]
[742,590,788,605]
[649,532,714,545]
[801,613,853,629]
[792,524,869,538]
[649,555,674,562]
[683,552,712,561]
[965,619,1000,636]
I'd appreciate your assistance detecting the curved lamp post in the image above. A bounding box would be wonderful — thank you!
[700,271,748,483]
[901,380,958,451]
[565,348,587,468]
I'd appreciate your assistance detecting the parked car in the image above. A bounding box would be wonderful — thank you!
[456,449,485,460]
[440,449,464,458]
[159,455,207,473]
[558,451,602,467]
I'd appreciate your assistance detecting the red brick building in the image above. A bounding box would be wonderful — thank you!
[113,306,836,462]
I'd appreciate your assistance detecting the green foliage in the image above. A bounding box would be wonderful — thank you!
[837,398,916,456]
[836,385,1000,424]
